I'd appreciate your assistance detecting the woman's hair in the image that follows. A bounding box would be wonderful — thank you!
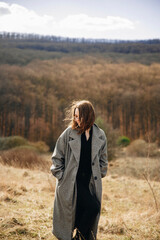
[65,100,95,134]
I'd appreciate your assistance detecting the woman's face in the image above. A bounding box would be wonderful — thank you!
[74,108,81,127]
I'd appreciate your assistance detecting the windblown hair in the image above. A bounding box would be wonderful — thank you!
[65,100,95,134]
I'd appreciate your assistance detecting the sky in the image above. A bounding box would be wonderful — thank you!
[0,0,160,40]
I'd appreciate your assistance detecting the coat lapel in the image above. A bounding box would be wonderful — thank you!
[69,124,104,163]
[69,129,81,163]
[91,124,104,162]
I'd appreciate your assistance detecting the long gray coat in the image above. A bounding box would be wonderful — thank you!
[50,123,108,240]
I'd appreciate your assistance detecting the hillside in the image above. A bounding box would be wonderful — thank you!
[0,58,160,149]
[0,35,160,152]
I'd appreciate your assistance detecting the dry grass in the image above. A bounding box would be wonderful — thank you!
[0,155,160,240]
[100,175,160,240]
[0,149,50,171]
[109,156,160,181]
[0,163,55,240]
[126,140,159,158]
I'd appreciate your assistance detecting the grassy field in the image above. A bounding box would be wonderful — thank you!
[0,155,160,240]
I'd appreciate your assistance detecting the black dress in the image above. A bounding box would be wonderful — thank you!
[75,126,100,239]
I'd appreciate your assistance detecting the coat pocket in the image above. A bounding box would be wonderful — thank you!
[57,174,64,187]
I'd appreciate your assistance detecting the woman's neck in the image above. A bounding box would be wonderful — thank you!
[85,127,91,141]
[85,127,91,133]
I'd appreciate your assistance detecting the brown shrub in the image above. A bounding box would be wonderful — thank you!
[126,139,159,157]
[0,148,50,171]
[27,141,50,153]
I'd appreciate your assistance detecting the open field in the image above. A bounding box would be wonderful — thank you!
[0,155,160,240]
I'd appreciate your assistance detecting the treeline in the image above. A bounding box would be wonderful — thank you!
[0,58,159,150]
[1,31,160,44]
[16,41,160,54]
[1,36,160,54]
[1,39,160,66]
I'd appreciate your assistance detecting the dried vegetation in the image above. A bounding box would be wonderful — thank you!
[0,153,160,240]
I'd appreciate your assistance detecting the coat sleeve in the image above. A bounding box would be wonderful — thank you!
[50,131,66,180]
[99,134,108,178]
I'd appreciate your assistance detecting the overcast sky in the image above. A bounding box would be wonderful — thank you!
[0,0,160,40]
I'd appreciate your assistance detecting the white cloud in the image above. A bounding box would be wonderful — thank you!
[0,7,10,16]
[0,2,10,16]
[0,1,136,38]
[0,2,56,34]
[60,14,134,31]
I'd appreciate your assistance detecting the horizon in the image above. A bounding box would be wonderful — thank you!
[1,31,160,42]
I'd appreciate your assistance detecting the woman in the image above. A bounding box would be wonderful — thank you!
[50,100,108,240]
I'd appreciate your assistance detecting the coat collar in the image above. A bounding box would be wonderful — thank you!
[68,123,104,163]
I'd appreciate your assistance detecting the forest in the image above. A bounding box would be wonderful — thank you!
[0,34,160,150]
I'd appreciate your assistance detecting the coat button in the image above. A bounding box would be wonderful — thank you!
[92,162,94,166]
[94,176,97,180]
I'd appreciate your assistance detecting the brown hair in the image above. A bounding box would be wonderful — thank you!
[65,100,95,134]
